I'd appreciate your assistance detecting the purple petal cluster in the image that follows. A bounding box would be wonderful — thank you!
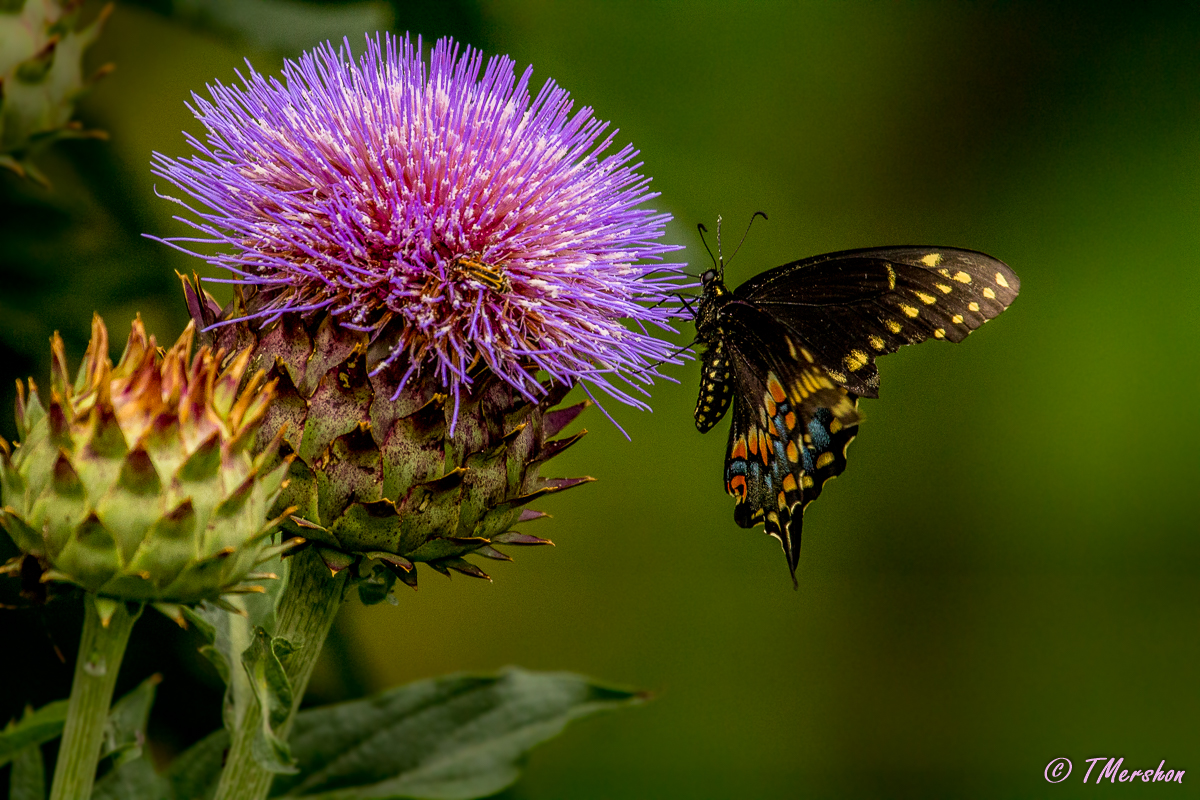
[151,34,689,420]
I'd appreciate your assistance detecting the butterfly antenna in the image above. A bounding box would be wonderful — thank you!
[697,222,718,273]
[725,211,768,269]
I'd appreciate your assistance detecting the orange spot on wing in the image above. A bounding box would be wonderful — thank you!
[759,432,770,464]
[731,436,748,460]
[728,474,747,499]
[784,412,796,431]
[748,432,758,456]
[768,374,787,403]
[782,474,797,492]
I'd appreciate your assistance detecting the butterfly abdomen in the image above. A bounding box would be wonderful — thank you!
[695,338,734,432]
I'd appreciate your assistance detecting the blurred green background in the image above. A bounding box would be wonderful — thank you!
[2,1,1199,798]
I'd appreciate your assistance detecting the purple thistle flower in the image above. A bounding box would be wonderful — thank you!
[150,33,689,426]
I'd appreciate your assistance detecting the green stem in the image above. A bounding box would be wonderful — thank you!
[213,548,347,800]
[49,594,142,800]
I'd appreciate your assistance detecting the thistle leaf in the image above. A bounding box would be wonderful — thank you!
[138,667,645,800]
[243,627,298,774]
[99,673,161,768]
[0,700,69,768]
[273,667,644,799]
[7,743,45,800]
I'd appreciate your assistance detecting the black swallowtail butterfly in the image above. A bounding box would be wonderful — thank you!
[692,216,1019,585]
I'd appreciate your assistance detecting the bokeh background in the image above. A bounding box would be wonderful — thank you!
[3,2,1199,798]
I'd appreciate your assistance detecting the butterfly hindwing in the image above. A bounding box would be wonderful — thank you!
[722,357,861,581]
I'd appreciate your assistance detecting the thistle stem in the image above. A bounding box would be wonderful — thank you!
[49,594,142,800]
[213,547,347,800]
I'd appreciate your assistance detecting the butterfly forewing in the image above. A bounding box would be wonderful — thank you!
[737,247,1020,397]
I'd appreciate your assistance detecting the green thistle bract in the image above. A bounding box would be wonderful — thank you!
[0,315,293,620]
[184,276,591,591]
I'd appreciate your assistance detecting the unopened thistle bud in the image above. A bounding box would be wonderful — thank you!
[0,316,293,622]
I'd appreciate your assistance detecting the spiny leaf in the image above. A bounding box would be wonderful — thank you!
[244,627,298,774]
[151,668,644,800]
[271,667,644,799]
[99,673,161,768]
[0,700,69,768]
[8,743,45,800]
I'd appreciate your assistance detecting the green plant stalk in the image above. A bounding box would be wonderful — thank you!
[49,594,142,800]
[214,547,348,800]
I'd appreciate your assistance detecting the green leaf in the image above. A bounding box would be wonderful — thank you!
[9,743,46,800]
[99,673,161,768]
[96,667,644,800]
[162,727,228,800]
[90,758,165,800]
[269,667,645,799]
[0,700,69,768]
[95,726,231,800]
[245,627,298,774]
[190,551,290,732]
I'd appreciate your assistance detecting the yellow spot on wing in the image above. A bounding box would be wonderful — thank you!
[829,418,843,434]
[921,253,942,267]
[886,264,897,290]
[935,283,952,294]
[951,314,964,324]
[844,349,869,371]
[868,334,886,351]
[816,452,834,469]
[900,304,919,318]
[953,271,972,284]
[801,475,814,488]
[968,301,980,312]
[885,319,902,333]
[983,287,996,299]
[934,328,945,339]
[995,272,1010,288]
[826,369,847,384]
[915,291,937,305]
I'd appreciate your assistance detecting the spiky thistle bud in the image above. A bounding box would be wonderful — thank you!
[0,315,294,622]
[153,34,689,594]
[0,0,113,184]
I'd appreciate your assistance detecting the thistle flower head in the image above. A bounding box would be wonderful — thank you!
[151,33,688,423]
